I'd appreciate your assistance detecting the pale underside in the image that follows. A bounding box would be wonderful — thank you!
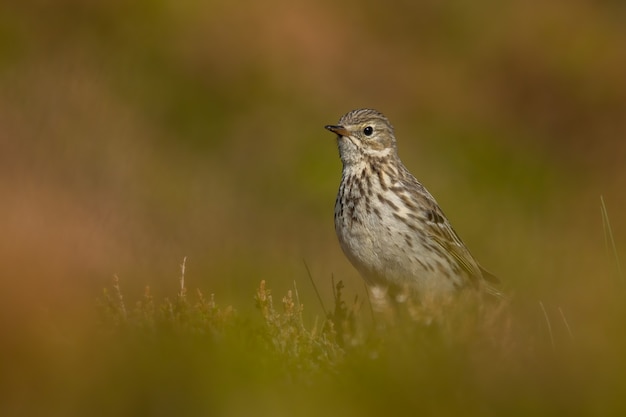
[334,155,495,298]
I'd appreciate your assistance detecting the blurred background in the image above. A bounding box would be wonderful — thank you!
[1,0,625,415]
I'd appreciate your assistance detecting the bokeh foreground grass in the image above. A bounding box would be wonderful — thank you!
[24,258,617,417]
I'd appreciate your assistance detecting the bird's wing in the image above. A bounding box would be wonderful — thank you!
[424,206,483,286]
[426,210,503,299]
[399,167,500,292]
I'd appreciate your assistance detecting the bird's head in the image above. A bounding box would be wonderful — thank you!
[325,108,398,166]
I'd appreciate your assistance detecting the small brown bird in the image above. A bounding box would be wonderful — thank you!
[325,109,499,301]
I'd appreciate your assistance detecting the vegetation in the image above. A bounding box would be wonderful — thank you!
[82,256,622,417]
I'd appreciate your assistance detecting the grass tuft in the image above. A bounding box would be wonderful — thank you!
[91,259,625,416]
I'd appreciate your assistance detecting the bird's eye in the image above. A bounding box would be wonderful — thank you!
[363,126,373,136]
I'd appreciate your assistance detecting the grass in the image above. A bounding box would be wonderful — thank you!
[6,212,626,417]
[90,259,596,417]
[601,195,623,286]
[84,199,626,416]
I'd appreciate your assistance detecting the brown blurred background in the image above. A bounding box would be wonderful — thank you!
[1,0,625,395]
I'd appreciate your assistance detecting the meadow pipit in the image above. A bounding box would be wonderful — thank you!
[325,109,500,301]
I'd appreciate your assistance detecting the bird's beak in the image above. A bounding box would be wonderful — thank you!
[325,125,350,137]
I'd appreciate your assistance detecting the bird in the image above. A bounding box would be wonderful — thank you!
[325,108,500,302]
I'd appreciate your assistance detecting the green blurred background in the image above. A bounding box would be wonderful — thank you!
[1,0,626,415]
